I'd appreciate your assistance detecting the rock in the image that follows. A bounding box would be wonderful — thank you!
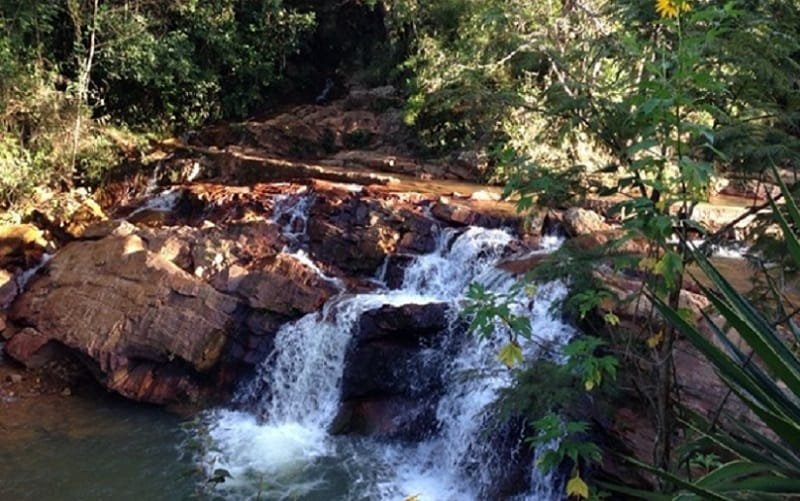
[341,340,438,399]
[383,254,415,289]
[60,387,71,397]
[497,254,548,275]
[307,189,401,275]
[599,271,710,323]
[0,311,6,333]
[0,269,18,308]
[720,178,780,200]
[569,229,650,255]
[236,253,338,316]
[6,233,241,404]
[4,328,57,367]
[0,224,49,268]
[470,189,500,201]
[332,396,438,439]
[356,303,449,343]
[478,418,537,499]
[338,303,456,437]
[431,200,478,226]
[80,219,138,240]
[430,198,521,230]
[7,373,22,384]
[65,198,107,237]
[27,190,107,241]
[563,208,612,237]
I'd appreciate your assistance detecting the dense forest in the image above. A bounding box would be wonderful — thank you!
[2,0,800,499]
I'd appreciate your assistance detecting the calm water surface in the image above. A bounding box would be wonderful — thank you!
[0,384,197,501]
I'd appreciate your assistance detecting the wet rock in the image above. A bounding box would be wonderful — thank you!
[341,339,447,400]
[332,396,438,439]
[497,254,548,275]
[383,254,415,289]
[0,269,18,308]
[307,189,401,274]
[6,234,241,404]
[356,303,449,343]
[337,303,457,437]
[430,197,521,230]
[477,417,537,500]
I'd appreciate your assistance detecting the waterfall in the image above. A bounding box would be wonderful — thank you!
[197,223,574,500]
[270,188,314,251]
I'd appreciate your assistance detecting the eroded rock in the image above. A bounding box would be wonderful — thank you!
[236,253,339,316]
[6,234,241,404]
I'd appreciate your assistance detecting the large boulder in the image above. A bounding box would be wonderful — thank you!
[6,233,242,404]
[336,302,455,438]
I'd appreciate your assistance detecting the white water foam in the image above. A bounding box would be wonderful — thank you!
[199,226,571,500]
[128,187,182,217]
[271,189,314,249]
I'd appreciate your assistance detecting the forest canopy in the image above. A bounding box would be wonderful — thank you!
[2,0,799,206]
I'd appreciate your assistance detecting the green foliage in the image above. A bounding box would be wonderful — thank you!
[464,277,618,496]
[500,149,587,210]
[342,129,374,149]
[91,1,315,127]
[529,415,601,472]
[563,336,618,392]
[633,169,800,498]
[463,281,533,347]
[0,0,316,210]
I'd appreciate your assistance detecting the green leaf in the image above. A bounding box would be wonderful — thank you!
[654,250,683,290]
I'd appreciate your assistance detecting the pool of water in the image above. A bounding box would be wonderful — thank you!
[0,384,197,501]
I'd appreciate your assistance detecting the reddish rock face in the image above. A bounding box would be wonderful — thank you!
[236,253,338,316]
[307,187,403,275]
[4,328,54,367]
[1,168,535,407]
[6,234,240,404]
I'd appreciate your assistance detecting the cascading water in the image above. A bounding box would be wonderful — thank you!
[271,188,315,251]
[198,221,574,500]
